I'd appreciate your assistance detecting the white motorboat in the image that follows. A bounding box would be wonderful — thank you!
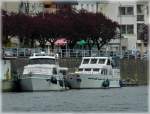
[20,52,68,91]
[66,56,121,89]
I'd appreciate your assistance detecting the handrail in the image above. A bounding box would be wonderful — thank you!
[2,47,142,59]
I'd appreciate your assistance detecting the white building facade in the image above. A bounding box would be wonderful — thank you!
[75,0,100,13]
[76,0,149,52]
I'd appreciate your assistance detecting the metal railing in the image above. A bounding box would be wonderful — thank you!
[2,47,144,59]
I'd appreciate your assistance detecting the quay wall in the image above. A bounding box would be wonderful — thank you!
[10,58,148,85]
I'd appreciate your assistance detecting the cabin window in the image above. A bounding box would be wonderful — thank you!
[83,59,90,64]
[79,68,83,71]
[29,58,56,64]
[93,68,99,72]
[85,68,91,71]
[98,59,106,64]
[107,59,111,65]
[101,69,107,75]
[90,59,97,64]
[53,68,57,75]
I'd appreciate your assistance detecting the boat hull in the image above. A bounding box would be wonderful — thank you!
[66,74,121,89]
[20,76,67,91]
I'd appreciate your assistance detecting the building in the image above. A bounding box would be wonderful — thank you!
[76,0,149,52]
[75,0,100,13]
[43,0,78,13]
[19,1,43,15]
[1,2,20,13]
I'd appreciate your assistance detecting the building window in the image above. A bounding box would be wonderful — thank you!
[127,25,134,34]
[120,25,126,34]
[137,23,145,40]
[127,7,134,15]
[120,25,134,34]
[137,4,144,14]
[137,15,144,21]
[119,7,125,15]
[119,6,134,15]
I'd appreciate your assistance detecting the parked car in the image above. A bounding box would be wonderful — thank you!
[3,49,14,57]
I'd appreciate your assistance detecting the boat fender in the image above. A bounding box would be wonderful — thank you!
[64,80,71,88]
[50,76,57,84]
[59,80,64,87]
[102,79,110,88]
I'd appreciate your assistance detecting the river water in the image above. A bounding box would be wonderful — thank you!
[2,86,148,113]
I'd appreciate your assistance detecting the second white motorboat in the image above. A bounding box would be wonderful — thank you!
[66,56,121,89]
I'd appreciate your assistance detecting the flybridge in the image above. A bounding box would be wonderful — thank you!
[30,52,57,59]
[33,52,55,56]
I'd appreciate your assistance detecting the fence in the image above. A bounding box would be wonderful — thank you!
[2,47,146,59]
[2,48,123,58]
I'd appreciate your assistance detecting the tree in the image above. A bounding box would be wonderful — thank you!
[2,9,118,51]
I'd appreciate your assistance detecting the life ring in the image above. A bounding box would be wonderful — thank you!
[102,79,110,88]
[50,76,57,84]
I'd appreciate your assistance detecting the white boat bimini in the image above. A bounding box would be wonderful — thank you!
[21,52,68,91]
[66,56,121,89]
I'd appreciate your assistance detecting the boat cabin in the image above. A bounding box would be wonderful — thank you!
[77,57,119,75]
[23,52,69,76]
[28,52,57,65]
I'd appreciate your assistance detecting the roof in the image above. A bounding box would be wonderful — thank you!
[29,52,56,59]
[29,56,56,59]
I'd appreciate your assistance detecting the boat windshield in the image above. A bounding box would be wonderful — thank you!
[98,59,106,64]
[28,58,56,64]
